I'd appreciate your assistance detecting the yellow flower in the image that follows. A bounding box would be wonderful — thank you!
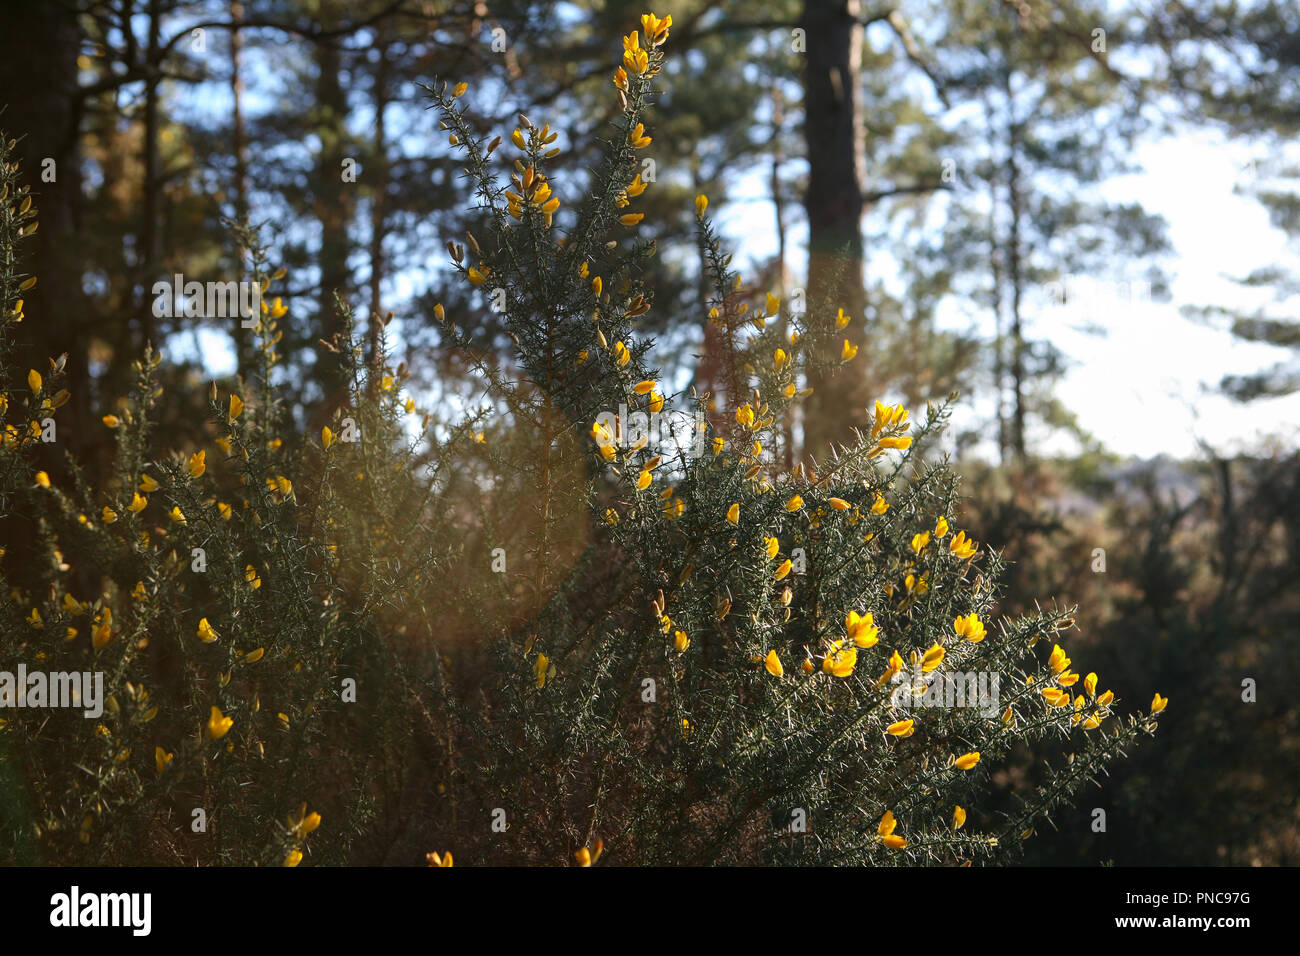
[641,11,672,43]
[886,719,914,737]
[288,802,322,836]
[1048,644,1070,675]
[841,339,859,361]
[846,610,879,648]
[244,647,265,663]
[648,391,664,413]
[284,849,303,868]
[953,612,986,643]
[535,653,551,688]
[871,495,889,514]
[34,470,51,488]
[155,746,174,775]
[872,401,909,434]
[1042,687,1069,706]
[452,81,468,97]
[1084,672,1098,698]
[102,414,119,428]
[169,505,186,525]
[828,497,850,511]
[1151,693,1168,714]
[910,531,930,554]
[127,492,147,513]
[822,643,857,677]
[245,564,262,589]
[735,403,755,428]
[954,751,981,771]
[773,559,792,581]
[921,642,945,673]
[764,537,779,560]
[228,394,244,420]
[949,530,978,559]
[626,122,651,148]
[726,502,740,525]
[614,341,630,367]
[1097,689,1114,707]
[28,369,42,393]
[197,617,219,643]
[205,705,233,740]
[878,810,907,849]
[426,850,453,867]
[636,469,652,491]
[267,475,294,500]
[188,449,206,478]
[934,516,949,537]
[467,267,486,286]
[619,213,644,226]
[575,838,604,867]
[622,32,649,74]
[322,426,335,449]
[217,502,232,520]
[138,474,159,493]
[953,806,967,830]
[673,629,690,653]
[101,506,118,524]
[835,307,850,330]
[695,194,708,216]
[91,609,112,648]
[784,494,804,512]
[633,379,656,394]
[712,437,725,456]
[764,650,783,677]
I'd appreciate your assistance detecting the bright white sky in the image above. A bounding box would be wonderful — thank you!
[718,125,1300,461]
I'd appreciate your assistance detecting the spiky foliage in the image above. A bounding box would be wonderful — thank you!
[0,15,1162,867]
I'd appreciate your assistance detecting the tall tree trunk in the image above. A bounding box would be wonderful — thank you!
[229,0,258,383]
[1003,92,1027,463]
[985,97,1009,466]
[367,31,391,381]
[230,0,249,223]
[138,0,163,351]
[800,0,870,462]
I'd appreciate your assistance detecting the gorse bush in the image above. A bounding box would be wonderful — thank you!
[0,13,1163,866]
